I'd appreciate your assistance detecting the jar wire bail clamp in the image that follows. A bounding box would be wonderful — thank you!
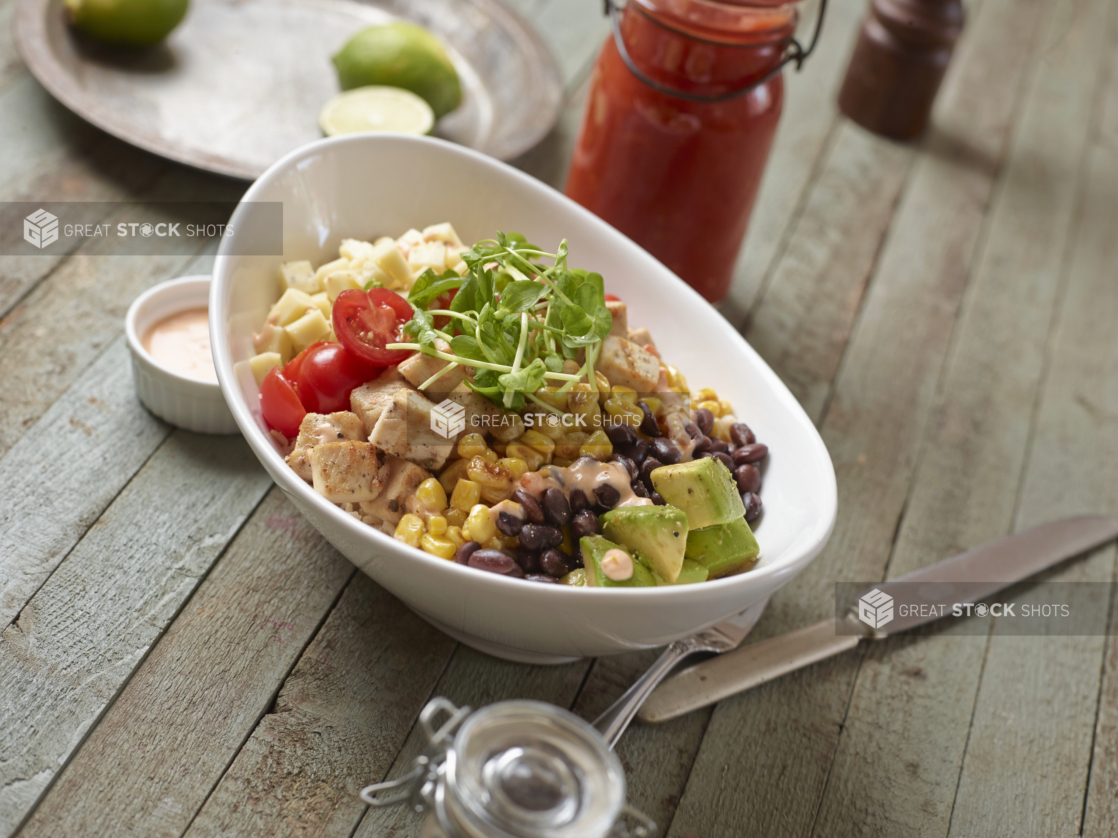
[603,0,828,103]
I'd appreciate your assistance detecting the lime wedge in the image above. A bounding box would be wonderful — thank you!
[319,86,435,137]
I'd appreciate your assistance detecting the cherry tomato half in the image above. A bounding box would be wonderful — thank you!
[260,367,305,438]
[282,341,323,384]
[296,341,382,413]
[604,293,622,303]
[332,288,414,366]
[432,287,459,332]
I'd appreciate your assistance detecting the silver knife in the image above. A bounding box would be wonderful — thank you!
[636,515,1118,725]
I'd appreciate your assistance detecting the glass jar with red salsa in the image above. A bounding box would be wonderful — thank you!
[566,0,819,303]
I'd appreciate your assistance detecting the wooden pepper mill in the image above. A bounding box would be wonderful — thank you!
[838,0,964,140]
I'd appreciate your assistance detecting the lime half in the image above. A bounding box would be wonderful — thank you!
[319,86,435,137]
[65,0,189,47]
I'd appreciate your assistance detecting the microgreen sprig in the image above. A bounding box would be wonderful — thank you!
[386,232,613,412]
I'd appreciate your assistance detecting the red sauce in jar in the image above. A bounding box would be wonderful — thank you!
[565,0,798,303]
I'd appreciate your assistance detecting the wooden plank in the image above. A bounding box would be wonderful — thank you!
[0,337,171,628]
[661,0,1050,832]
[0,431,272,837]
[181,571,454,838]
[571,650,714,832]
[721,0,871,323]
[810,0,1113,833]
[16,489,356,838]
[741,122,913,419]
[352,648,591,838]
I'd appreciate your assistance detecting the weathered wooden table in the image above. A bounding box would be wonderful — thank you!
[3,0,1117,835]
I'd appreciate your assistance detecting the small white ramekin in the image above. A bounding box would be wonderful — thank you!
[125,275,239,435]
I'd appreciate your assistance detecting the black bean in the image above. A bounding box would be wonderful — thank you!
[692,435,713,456]
[638,401,659,437]
[694,408,715,436]
[734,443,768,464]
[618,438,650,467]
[594,483,621,509]
[630,479,649,498]
[611,453,638,480]
[713,452,733,470]
[708,437,730,454]
[639,457,661,490]
[571,545,584,568]
[743,491,763,523]
[604,422,637,447]
[468,549,519,575]
[512,489,545,525]
[496,510,524,537]
[525,573,558,584]
[735,463,762,495]
[519,524,563,551]
[517,549,541,573]
[571,508,600,540]
[569,488,590,513]
[651,491,666,506]
[650,437,681,465]
[684,421,702,440]
[455,541,482,565]
[540,548,570,578]
[729,422,756,447]
[541,487,571,527]
[506,564,526,578]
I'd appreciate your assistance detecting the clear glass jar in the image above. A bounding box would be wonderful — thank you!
[362,698,655,838]
[565,0,814,303]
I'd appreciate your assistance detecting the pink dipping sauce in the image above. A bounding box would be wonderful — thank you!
[141,307,217,382]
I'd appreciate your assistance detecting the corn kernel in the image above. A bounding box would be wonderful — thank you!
[415,478,448,511]
[579,429,613,460]
[481,484,514,505]
[467,456,512,489]
[712,415,736,443]
[641,396,663,417]
[450,479,482,512]
[719,400,734,418]
[438,459,471,495]
[506,442,544,471]
[562,359,581,375]
[483,535,506,552]
[534,414,567,439]
[560,525,573,555]
[552,456,574,468]
[521,430,556,458]
[603,398,644,427]
[491,413,526,443]
[501,534,521,550]
[490,440,507,457]
[445,507,467,528]
[568,385,600,427]
[697,399,723,418]
[466,504,496,543]
[457,433,488,460]
[445,526,466,548]
[394,513,425,547]
[428,515,448,536]
[666,365,689,394]
[421,533,457,560]
[594,371,611,395]
[535,386,569,412]
[554,432,589,461]
[695,387,718,402]
[611,385,638,405]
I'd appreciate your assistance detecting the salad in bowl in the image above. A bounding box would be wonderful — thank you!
[249,222,769,589]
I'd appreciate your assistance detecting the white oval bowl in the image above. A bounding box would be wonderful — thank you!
[211,134,837,663]
[126,275,239,435]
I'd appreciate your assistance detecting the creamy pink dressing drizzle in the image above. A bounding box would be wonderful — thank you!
[142,308,216,382]
[519,459,653,509]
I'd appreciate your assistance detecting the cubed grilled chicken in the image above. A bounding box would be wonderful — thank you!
[397,338,470,393]
[606,300,628,338]
[350,368,415,436]
[368,389,457,471]
[627,326,655,350]
[356,455,431,526]
[596,335,661,393]
[310,441,385,503]
[286,411,366,481]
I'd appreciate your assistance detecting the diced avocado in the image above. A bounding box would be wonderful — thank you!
[581,536,656,588]
[684,517,760,579]
[560,568,587,586]
[673,558,710,585]
[650,458,745,530]
[600,505,689,583]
